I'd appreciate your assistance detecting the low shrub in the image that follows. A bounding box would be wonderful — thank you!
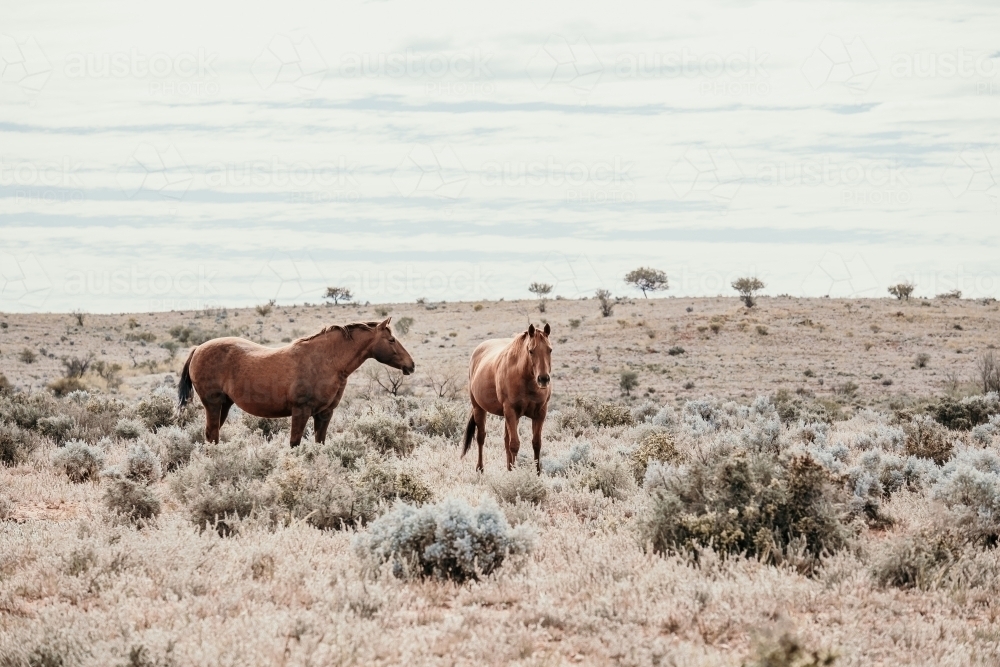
[630,428,678,480]
[135,395,175,430]
[36,414,75,445]
[155,426,195,471]
[241,413,288,440]
[629,400,659,423]
[272,456,377,530]
[48,377,87,397]
[0,392,56,429]
[52,440,106,483]
[580,458,635,500]
[933,393,1000,431]
[353,456,434,506]
[745,631,837,667]
[353,412,413,455]
[416,401,465,438]
[932,449,1000,544]
[542,442,591,476]
[121,442,162,483]
[491,467,548,505]
[903,416,953,464]
[639,451,848,570]
[356,497,535,581]
[318,431,368,470]
[871,534,953,590]
[114,417,146,440]
[101,469,161,524]
[591,403,634,428]
[0,422,36,466]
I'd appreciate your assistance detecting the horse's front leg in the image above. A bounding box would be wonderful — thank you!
[313,409,334,444]
[289,408,309,447]
[531,414,545,476]
[503,407,520,471]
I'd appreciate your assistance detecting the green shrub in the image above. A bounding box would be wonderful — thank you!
[353,412,413,455]
[241,413,288,440]
[52,440,106,483]
[101,469,161,524]
[115,417,146,440]
[903,416,953,464]
[417,401,465,438]
[630,428,678,481]
[580,458,635,500]
[639,451,847,570]
[933,393,1000,431]
[491,467,548,505]
[590,403,634,428]
[356,497,535,581]
[0,392,56,429]
[0,422,36,466]
[36,415,75,445]
[745,631,837,667]
[155,426,195,471]
[48,376,87,397]
[354,456,434,506]
[272,456,377,530]
[871,534,953,590]
[135,395,175,430]
[121,442,162,483]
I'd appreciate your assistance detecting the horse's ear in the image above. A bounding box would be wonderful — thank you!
[378,317,391,329]
[527,323,535,337]
[543,323,551,336]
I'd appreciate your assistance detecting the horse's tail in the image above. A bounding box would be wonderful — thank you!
[178,347,196,409]
[461,414,477,458]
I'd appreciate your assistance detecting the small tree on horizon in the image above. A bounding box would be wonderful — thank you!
[888,282,915,301]
[528,282,553,299]
[625,267,668,298]
[595,289,614,317]
[732,277,765,308]
[324,286,353,305]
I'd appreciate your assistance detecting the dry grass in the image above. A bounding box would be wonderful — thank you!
[1,297,1000,665]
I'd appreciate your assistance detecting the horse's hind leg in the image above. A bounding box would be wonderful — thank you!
[218,396,235,430]
[289,408,308,448]
[204,402,223,444]
[473,405,487,473]
[314,409,334,444]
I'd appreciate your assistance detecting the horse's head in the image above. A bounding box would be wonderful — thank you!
[525,323,552,388]
[371,317,415,375]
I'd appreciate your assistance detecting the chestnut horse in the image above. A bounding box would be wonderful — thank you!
[462,323,552,473]
[178,318,414,446]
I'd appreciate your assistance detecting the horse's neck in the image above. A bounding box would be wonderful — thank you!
[324,329,375,377]
[505,336,532,378]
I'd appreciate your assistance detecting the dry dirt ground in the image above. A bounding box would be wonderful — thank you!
[1,295,996,403]
[1,297,999,667]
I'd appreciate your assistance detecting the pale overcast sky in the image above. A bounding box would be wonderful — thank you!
[2,0,999,312]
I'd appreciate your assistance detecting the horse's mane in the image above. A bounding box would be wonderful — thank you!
[299,321,379,343]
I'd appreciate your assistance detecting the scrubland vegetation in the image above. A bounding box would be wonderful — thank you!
[2,296,1000,665]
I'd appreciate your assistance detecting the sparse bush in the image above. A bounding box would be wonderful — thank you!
[356,497,535,581]
[542,442,591,476]
[135,395,174,429]
[18,348,36,364]
[732,276,765,308]
[595,289,614,317]
[528,282,552,299]
[640,451,847,569]
[580,458,634,500]
[914,352,930,368]
[630,400,659,423]
[324,286,353,305]
[619,370,638,396]
[745,631,838,667]
[933,393,999,431]
[353,456,434,506]
[155,426,195,471]
[47,376,87,397]
[353,412,413,455]
[272,456,378,530]
[0,422,36,466]
[0,392,56,429]
[121,442,162,483]
[52,440,106,483]
[320,431,368,469]
[630,428,678,481]
[101,469,161,524]
[931,449,1000,544]
[889,282,915,300]
[255,299,275,317]
[416,401,465,438]
[36,414,75,444]
[395,316,414,335]
[115,417,146,440]
[0,374,9,395]
[590,402,634,428]
[871,534,953,590]
[492,467,548,505]
[903,416,953,464]
[977,351,1000,394]
[241,413,288,440]
[667,345,685,356]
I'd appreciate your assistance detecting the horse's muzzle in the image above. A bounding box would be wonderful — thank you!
[402,364,415,375]
[537,374,550,387]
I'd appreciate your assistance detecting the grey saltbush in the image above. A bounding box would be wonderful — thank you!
[353,412,413,455]
[491,467,548,505]
[114,417,146,440]
[36,414,75,444]
[542,442,591,476]
[155,426,195,471]
[121,442,162,483]
[101,469,161,524]
[52,440,106,483]
[357,497,535,581]
[0,421,36,466]
[417,401,466,438]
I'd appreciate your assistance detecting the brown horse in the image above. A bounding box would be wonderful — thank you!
[178,318,414,446]
[462,323,552,473]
